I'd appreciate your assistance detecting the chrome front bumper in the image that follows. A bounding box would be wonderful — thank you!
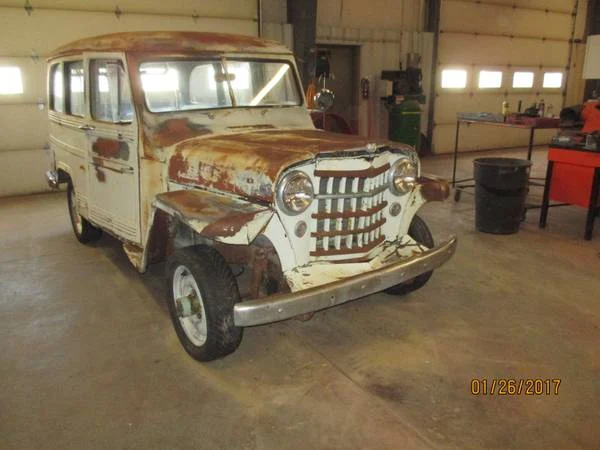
[233,236,457,327]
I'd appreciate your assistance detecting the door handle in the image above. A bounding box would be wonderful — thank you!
[78,124,96,131]
[91,161,134,175]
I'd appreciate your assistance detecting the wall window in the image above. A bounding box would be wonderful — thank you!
[512,71,534,88]
[0,67,23,94]
[543,72,563,88]
[478,70,502,89]
[66,61,85,117]
[441,69,467,89]
[91,60,133,123]
[50,64,64,113]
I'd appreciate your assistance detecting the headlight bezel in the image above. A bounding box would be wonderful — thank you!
[275,170,314,215]
[389,157,418,196]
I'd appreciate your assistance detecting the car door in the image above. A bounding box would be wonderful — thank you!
[48,60,90,216]
[85,55,140,244]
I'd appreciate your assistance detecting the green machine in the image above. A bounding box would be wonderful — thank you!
[381,69,426,152]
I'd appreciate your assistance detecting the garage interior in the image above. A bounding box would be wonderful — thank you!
[1,0,599,449]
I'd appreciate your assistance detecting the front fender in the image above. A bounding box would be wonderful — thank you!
[153,189,274,245]
[395,174,450,237]
[416,174,450,202]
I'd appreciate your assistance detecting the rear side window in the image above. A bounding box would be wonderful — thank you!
[50,64,64,113]
[90,59,133,123]
[66,61,84,117]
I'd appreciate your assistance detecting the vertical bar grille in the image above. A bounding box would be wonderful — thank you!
[310,163,390,258]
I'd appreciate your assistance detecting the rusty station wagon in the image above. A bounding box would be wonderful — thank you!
[45,31,457,361]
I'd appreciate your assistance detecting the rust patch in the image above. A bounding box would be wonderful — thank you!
[150,118,212,148]
[168,150,190,181]
[312,201,387,220]
[158,189,212,215]
[92,138,129,160]
[310,235,385,257]
[95,168,106,183]
[311,218,386,238]
[202,211,259,238]
[418,176,450,202]
[167,129,398,203]
[315,163,390,178]
[146,210,170,265]
[250,247,269,299]
[186,129,375,158]
[49,31,289,60]
[159,128,414,203]
[92,157,106,183]
[212,242,285,300]
[226,124,276,131]
[155,190,271,240]
[213,242,256,265]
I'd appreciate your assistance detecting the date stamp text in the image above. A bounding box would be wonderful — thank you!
[471,378,561,396]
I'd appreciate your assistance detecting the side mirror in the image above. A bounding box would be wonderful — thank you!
[314,88,335,111]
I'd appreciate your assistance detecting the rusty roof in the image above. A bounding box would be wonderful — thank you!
[48,31,291,59]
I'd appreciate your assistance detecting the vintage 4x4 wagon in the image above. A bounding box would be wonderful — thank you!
[46,31,457,361]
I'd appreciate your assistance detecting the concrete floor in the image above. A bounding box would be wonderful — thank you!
[1,147,599,449]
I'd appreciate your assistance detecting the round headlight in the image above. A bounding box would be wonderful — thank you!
[390,158,418,195]
[276,171,314,215]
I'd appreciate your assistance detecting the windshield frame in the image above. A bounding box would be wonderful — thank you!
[136,56,304,114]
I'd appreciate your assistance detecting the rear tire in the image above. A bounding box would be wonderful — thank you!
[67,182,102,244]
[166,246,243,362]
[385,215,434,295]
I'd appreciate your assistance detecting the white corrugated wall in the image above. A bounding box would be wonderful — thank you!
[0,0,258,197]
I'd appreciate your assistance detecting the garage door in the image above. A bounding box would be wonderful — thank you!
[432,0,578,154]
[0,0,258,197]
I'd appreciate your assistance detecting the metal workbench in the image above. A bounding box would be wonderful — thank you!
[451,117,564,202]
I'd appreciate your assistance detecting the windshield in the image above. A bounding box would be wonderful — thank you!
[139,59,302,113]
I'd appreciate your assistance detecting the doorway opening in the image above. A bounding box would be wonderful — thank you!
[314,44,360,134]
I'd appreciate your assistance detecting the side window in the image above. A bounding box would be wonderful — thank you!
[90,59,133,123]
[66,61,84,117]
[50,64,64,113]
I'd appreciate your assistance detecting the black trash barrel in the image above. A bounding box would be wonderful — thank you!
[473,157,532,234]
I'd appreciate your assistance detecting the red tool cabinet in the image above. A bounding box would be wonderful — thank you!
[539,146,600,240]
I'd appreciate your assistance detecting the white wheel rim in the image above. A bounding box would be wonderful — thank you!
[172,265,208,346]
[69,188,83,235]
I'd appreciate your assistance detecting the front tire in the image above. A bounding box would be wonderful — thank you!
[67,182,102,243]
[166,246,243,361]
[385,215,435,295]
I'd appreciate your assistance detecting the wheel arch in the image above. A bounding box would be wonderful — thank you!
[140,199,287,300]
[57,167,72,183]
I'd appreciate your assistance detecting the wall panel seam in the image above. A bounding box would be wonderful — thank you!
[0,147,47,154]
[0,5,257,21]
[441,0,575,15]
[439,30,571,43]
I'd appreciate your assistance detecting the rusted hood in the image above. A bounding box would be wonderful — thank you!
[168,129,399,202]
